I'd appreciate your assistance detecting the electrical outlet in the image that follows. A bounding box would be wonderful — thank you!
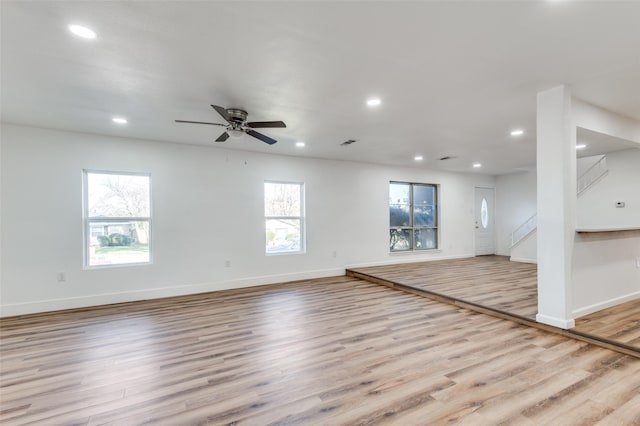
[636,257,640,268]
[56,272,66,282]
[225,260,231,268]
[332,251,337,258]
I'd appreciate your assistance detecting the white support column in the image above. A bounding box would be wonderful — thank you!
[536,85,576,329]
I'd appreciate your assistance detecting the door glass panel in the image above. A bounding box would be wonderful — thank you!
[481,198,489,229]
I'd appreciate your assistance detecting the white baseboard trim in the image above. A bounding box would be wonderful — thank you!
[0,268,345,318]
[572,290,640,319]
[510,256,538,264]
[536,313,575,329]
[346,253,475,269]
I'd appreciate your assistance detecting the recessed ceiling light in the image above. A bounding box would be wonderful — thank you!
[296,141,305,147]
[366,98,381,107]
[510,129,524,136]
[576,144,587,149]
[473,163,482,168]
[414,155,423,161]
[112,117,127,124]
[68,24,96,39]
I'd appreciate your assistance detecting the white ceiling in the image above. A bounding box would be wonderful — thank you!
[2,1,639,175]
[577,128,639,159]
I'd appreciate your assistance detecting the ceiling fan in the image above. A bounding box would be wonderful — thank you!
[175,105,286,145]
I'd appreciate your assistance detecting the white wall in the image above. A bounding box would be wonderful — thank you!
[573,99,640,144]
[496,147,640,258]
[577,148,640,229]
[576,154,604,178]
[0,124,495,316]
[572,148,640,317]
[510,231,537,264]
[535,86,577,329]
[493,98,640,323]
[573,230,640,317]
[494,146,640,319]
[495,170,537,256]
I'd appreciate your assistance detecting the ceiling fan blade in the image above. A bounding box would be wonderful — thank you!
[175,120,226,126]
[247,121,287,129]
[215,132,230,142]
[211,105,232,123]
[246,129,277,145]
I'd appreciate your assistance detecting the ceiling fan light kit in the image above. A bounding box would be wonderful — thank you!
[228,128,245,139]
[176,104,286,145]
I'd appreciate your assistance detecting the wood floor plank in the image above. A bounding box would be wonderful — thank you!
[575,298,640,347]
[348,256,539,318]
[1,275,639,425]
[348,255,640,353]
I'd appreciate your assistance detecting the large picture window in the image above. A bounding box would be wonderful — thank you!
[84,170,151,267]
[264,181,304,254]
[389,181,438,252]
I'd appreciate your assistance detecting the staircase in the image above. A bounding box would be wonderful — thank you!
[510,213,537,248]
[577,155,608,196]
[509,155,608,249]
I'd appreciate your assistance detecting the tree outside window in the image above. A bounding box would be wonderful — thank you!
[389,181,438,251]
[264,181,305,254]
[84,170,151,267]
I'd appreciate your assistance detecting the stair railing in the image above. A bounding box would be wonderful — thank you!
[509,155,608,249]
[577,155,608,196]
[510,213,537,248]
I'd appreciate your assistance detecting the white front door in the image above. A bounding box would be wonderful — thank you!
[474,187,495,256]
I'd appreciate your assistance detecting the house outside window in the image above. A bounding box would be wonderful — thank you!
[84,170,151,267]
[264,181,305,254]
[389,181,438,251]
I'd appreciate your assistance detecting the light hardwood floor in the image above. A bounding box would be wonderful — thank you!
[348,256,640,353]
[575,298,640,348]
[348,256,538,319]
[1,276,639,425]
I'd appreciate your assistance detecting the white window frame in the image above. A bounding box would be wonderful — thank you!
[389,181,439,252]
[264,180,305,255]
[83,169,152,269]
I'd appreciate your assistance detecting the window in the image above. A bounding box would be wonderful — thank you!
[84,170,151,267]
[389,181,438,251]
[264,181,304,254]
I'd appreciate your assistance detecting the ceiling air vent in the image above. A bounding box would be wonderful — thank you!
[340,139,357,146]
[439,155,456,161]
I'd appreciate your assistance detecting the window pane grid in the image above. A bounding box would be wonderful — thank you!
[265,181,304,254]
[84,171,151,267]
[390,181,438,252]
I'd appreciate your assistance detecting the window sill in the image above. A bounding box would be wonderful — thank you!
[389,249,442,256]
[84,261,153,270]
[265,250,306,257]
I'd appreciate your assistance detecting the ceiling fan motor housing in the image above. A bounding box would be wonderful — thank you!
[226,108,248,123]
